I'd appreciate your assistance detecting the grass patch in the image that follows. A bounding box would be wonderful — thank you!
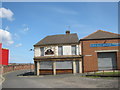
[82,71,120,79]
[93,71,120,75]
[81,75,114,79]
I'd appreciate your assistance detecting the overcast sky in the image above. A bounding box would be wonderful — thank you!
[0,2,118,63]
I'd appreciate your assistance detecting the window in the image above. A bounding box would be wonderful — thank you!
[45,49,54,55]
[58,46,63,56]
[72,45,76,55]
[40,47,44,56]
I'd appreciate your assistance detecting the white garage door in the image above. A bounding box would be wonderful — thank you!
[98,52,117,70]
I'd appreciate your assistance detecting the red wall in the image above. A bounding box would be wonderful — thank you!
[2,49,9,65]
[0,43,9,65]
[0,43,2,65]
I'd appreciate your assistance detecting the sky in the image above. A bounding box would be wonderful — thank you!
[0,2,118,63]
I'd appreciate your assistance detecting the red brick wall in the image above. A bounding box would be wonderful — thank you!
[80,39,120,72]
[2,64,34,74]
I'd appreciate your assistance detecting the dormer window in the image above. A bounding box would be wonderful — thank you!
[45,49,54,55]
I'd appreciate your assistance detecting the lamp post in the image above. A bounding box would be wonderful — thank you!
[29,49,34,72]
[30,62,31,72]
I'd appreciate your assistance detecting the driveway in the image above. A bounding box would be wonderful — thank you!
[2,70,119,88]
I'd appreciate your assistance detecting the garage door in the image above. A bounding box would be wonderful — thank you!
[97,52,117,70]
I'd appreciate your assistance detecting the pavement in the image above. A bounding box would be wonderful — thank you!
[0,78,1,81]
[2,70,119,88]
[0,76,4,90]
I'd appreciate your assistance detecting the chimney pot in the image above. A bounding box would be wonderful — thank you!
[66,30,70,34]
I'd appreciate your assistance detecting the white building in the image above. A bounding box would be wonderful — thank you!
[34,31,82,75]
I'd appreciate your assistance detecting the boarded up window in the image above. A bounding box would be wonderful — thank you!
[40,61,53,69]
[72,45,76,55]
[58,46,63,55]
[56,61,72,69]
[40,47,44,56]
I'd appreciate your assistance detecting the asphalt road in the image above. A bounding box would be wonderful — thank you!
[2,70,119,88]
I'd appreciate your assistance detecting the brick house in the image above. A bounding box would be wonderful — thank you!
[80,30,120,72]
[34,31,82,75]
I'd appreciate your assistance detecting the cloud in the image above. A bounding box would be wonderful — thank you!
[0,29,14,45]
[23,27,30,31]
[20,24,30,34]
[15,43,22,47]
[0,7,14,21]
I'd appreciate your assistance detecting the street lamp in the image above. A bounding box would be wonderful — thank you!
[29,49,34,72]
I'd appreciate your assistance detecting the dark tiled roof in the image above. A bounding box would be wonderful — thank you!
[34,33,79,46]
[81,30,120,40]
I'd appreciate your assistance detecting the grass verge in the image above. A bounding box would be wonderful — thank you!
[82,71,120,79]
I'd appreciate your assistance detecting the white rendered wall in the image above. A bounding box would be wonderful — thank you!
[79,43,82,55]
[34,44,80,57]
[55,46,58,56]
[34,47,41,57]
[76,45,79,55]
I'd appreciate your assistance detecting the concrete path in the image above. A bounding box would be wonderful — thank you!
[2,70,119,88]
[0,78,2,90]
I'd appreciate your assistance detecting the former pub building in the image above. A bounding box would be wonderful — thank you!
[34,30,120,75]
[80,30,120,72]
[34,31,82,75]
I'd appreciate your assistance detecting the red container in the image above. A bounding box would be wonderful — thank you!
[2,48,9,65]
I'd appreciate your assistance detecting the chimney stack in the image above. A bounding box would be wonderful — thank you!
[66,30,70,34]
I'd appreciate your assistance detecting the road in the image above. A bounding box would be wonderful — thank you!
[2,70,119,88]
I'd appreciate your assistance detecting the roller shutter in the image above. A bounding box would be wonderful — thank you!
[97,52,117,70]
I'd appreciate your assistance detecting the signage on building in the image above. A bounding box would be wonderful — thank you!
[90,43,120,47]
[85,55,92,56]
